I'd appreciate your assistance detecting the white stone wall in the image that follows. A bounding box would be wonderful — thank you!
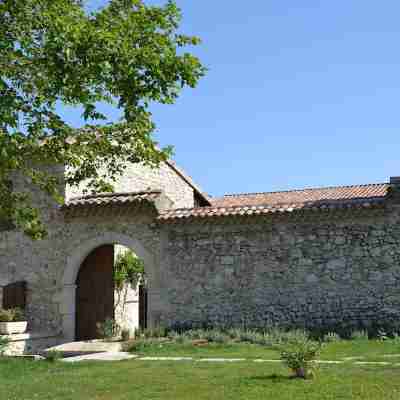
[66,161,195,209]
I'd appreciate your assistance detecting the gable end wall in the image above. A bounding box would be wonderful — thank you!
[66,162,195,209]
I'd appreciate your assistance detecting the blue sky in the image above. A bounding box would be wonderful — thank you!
[61,1,400,197]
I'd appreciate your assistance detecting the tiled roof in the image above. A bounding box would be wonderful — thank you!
[63,191,163,215]
[158,183,389,221]
[211,183,389,208]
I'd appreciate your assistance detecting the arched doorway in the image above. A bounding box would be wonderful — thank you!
[62,232,160,343]
[75,245,115,341]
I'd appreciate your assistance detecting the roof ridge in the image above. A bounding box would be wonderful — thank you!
[219,182,389,198]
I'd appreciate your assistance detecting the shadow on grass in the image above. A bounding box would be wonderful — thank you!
[246,373,292,383]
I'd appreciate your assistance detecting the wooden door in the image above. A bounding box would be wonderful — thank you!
[139,285,148,330]
[75,245,115,341]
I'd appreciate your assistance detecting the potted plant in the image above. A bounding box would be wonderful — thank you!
[0,308,28,334]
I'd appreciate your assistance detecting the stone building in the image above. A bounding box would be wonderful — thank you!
[1,160,400,353]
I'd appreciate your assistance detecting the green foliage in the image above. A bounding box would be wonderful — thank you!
[135,326,167,339]
[96,318,120,340]
[128,338,165,353]
[323,332,342,343]
[0,336,9,354]
[280,337,322,379]
[114,250,145,289]
[0,0,205,239]
[376,329,389,341]
[0,308,26,322]
[351,330,369,341]
[44,350,63,362]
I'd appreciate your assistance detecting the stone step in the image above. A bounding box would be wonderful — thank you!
[44,339,130,358]
[61,352,138,362]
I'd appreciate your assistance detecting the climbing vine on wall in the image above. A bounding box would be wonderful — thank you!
[114,250,145,290]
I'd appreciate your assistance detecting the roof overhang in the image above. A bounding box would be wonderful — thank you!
[62,190,173,218]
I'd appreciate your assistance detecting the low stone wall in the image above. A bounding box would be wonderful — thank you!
[162,207,400,333]
[2,332,61,355]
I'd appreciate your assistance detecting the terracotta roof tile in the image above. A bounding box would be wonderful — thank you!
[159,183,389,221]
[211,183,389,208]
[64,190,162,209]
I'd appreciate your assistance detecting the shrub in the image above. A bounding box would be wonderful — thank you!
[391,333,400,343]
[323,332,341,343]
[128,339,164,353]
[282,329,309,344]
[96,318,120,340]
[203,330,229,344]
[237,329,260,344]
[377,329,389,341]
[280,338,322,379]
[183,329,207,340]
[227,328,242,341]
[45,350,63,362]
[135,327,168,339]
[0,336,9,355]
[350,330,369,341]
[0,307,25,322]
[265,327,287,344]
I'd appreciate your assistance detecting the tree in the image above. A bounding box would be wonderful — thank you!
[0,0,205,239]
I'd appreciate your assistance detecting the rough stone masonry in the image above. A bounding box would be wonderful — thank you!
[1,161,400,353]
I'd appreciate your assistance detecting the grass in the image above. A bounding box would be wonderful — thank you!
[1,339,400,399]
[1,358,400,399]
[130,339,400,362]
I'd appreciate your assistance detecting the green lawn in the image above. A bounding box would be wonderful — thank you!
[1,358,400,400]
[1,340,400,400]
[132,339,400,362]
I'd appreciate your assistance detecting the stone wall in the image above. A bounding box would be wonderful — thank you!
[0,160,195,353]
[2,332,60,355]
[0,166,65,334]
[162,206,400,333]
[66,161,196,209]
[3,160,400,354]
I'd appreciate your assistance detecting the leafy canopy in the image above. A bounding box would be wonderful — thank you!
[0,0,205,239]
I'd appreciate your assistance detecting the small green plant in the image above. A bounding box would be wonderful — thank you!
[45,350,63,362]
[0,308,26,322]
[392,333,400,343]
[0,336,9,355]
[226,328,242,341]
[135,326,168,339]
[204,330,229,344]
[377,329,389,341]
[265,327,287,344]
[128,338,164,353]
[350,330,369,341]
[96,318,120,340]
[282,329,309,344]
[280,338,322,379]
[323,332,341,343]
[237,329,259,343]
